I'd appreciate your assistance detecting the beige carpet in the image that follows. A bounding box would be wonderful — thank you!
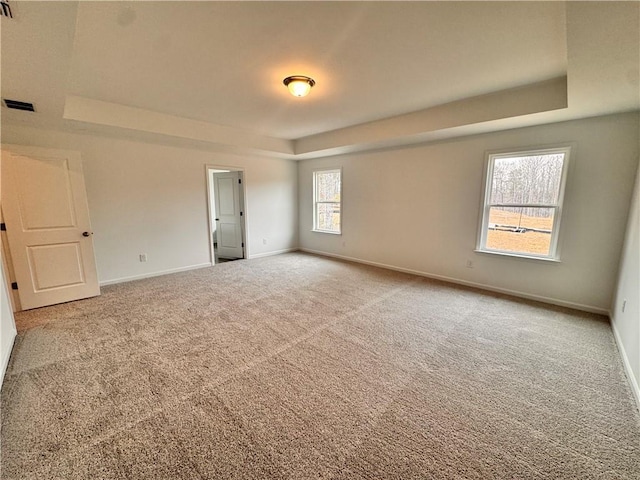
[1,252,639,479]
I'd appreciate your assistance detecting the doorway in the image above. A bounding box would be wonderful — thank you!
[206,166,246,264]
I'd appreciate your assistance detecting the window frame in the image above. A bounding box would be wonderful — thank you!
[476,146,571,261]
[312,168,342,235]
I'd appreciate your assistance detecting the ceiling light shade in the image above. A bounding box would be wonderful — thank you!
[283,76,315,97]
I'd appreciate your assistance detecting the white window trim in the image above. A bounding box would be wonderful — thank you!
[476,146,571,261]
[312,167,342,235]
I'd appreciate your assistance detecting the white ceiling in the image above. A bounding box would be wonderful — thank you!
[1,1,638,158]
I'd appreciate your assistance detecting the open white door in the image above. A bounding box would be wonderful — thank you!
[213,171,243,259]
[1,146,100,310]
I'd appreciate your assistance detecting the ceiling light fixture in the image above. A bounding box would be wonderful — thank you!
[283,75,315,97]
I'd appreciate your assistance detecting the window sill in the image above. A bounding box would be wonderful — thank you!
[312,229,341,235]
[474,249,561,263]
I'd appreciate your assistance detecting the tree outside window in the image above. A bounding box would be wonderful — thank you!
[478,147,570,259]
[313,169,341,234]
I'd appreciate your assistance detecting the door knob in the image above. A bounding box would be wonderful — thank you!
[82,231,92,237]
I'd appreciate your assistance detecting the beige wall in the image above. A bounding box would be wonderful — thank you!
[612,165,640,406]
[298,113,640,313]
[1,125,298,284]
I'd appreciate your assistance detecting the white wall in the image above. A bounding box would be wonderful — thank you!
[0,152,18,385]
[1,125,298,284]
[0,203,17,389]
[299,113,639,313]
[612,165,640,406]
[0,248,17,386]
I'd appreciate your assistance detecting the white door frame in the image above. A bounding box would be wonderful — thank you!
[0,208,21,312]
[205,164,248,264]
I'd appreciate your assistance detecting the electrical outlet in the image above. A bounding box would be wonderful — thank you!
[139,253,147,262]
[262,238,267,245]
[466,260,474,268]
[622,299,627,313]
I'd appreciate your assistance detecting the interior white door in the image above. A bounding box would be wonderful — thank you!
[1,145,100,310]
[213,171,243,259]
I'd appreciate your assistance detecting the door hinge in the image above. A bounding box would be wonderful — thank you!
[238,178,242,184]
[11,282,18,290]
[240,211,243,216]
[0,223,5,231]
[241,242,244,248]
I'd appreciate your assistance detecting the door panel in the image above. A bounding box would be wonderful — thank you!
[15,157,77,229]
[213,171,243,259]
[1,146,100,310]
[216,178,235,215]
[219,223,240,248]
[28,243,85,290]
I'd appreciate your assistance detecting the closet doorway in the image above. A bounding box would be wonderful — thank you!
[206,166,246,264]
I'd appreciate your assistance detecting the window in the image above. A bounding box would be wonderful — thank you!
[313,168,341,234]
[477,147,570,260]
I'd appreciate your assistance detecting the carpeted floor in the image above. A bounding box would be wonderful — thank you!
[1,252,639,479]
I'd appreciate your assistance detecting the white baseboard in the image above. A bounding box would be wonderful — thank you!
[0,329,16,387]
[299,248,609,315]
[610,318,640,412]
[99,262,213,286]
[99,250,301,285]
[248,248,299,259]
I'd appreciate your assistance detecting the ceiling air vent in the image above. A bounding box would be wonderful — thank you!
[3,99,35,112]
